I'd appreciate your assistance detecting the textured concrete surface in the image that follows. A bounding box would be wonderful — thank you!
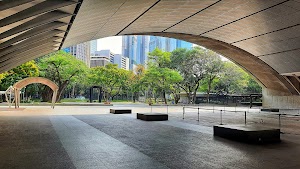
[0,105,300,168]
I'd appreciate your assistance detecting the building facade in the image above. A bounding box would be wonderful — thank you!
[149,36,193,52]
[90,50,129,70]
[123,35,193,70]
[112,54,130,70]
[122,35,150,70]
[90,40,97,55]
[90,50,113,68]
[63,42,90,67]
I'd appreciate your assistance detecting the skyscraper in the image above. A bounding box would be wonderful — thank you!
[63,42,90,67]
[149,36,193,52]
[90,40,97,55]
[113,54,129,70]
[122,35,138,70]
[122,35,193,70]
[123,35,150,70]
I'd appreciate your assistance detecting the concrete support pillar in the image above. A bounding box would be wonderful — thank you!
[262,88,300,109]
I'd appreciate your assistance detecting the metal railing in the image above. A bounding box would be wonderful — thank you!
[182,105,247,125]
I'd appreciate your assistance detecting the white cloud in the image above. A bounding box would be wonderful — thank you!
[97,36,122,54]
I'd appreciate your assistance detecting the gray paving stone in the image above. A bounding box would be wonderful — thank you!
[74,114,300,169]
[50,115,169,169]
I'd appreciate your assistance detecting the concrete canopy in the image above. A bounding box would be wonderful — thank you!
[0,1,300,99]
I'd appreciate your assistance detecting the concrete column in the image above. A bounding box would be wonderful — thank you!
[262,88,300,109]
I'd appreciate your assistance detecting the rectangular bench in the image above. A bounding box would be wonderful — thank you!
[137,113,168,121]
[214,124,280,143]
[261,108,279,112]
[110,109,132,114]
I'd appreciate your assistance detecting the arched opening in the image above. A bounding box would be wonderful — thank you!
[13,77,58,108]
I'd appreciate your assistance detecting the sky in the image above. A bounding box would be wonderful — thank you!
[97,36,122,54]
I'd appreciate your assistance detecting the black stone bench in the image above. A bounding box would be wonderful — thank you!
[137,113,168,121]
[261,108,279,112]
[110,109,132,114]
[213,124,280,144]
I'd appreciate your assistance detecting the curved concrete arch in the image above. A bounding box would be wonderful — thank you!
[136,32,296,95]
[13,77,59,109]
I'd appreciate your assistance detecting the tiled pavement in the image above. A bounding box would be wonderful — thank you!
[1,113,300,169]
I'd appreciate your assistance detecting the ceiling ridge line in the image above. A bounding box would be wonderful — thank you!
[257,48,300,57]
[90,0,128,41]
[199,0,291,36]
[230,24,300,44]
[116,0,161,36]
[59,0,83,50]
[162,0,222,32]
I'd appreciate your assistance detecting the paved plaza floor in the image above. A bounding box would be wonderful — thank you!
[0,104,300,169]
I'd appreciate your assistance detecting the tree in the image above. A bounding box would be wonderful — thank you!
[214,61,248,94]
[143,66,182,104]
[88,64,130,102]
[245,76,262,93]
[170,47,210,104]
[202,51,223,102]
[144,48,182,104]
[38,50,88,102]
[129,64,145,102]
[0,61,39,90]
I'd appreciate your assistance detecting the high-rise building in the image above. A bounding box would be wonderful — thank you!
[90,50,129,70]
[123,35,194,70]
[113,54,129,70]
[177,40,193,49]
[63,42,90,67]
[122,35,138,70]
[138,36,150,65]
[149,36,193,52]
[90,40,97,55]
[90,50,113,68]
[122,35,149,70]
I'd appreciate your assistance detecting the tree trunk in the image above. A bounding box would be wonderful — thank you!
[41,86,52,102]
[71,84,75,98]
[56,80,70,102]
[207,83,211,103]
[162,91,167,104]
[187,92,192,104]
[174,94,180,104]
[192,82,201,104]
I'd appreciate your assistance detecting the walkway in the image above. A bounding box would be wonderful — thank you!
[0,106,300,168]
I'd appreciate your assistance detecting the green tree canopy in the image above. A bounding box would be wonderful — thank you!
[170,47,213,103]
[88,64,131,102]
[214,61,248,94]
[0,60,39,90]
[38,50,88,101]
[144,48,182,104]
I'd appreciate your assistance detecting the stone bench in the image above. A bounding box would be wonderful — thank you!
[261,108,279,112]
[214,124,280,143]
[137,113,168,121]
[110,109,132,114]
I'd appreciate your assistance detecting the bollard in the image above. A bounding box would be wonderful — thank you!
[197,108,200,121]
[278,114,281,129]
[220,110,223,125]
[166,105,169,114]
[244,111,247,125]
[151,105,152,113]
[183,106,185,119]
